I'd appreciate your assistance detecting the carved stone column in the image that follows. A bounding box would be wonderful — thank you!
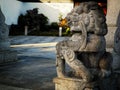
[0,7,17,64]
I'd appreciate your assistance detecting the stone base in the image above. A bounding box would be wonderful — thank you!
[53,77,97,90]
[53,77,117,90]
[0,40,10,50]
[0,50,17,64]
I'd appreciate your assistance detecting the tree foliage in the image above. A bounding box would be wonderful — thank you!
[18,8,49,32]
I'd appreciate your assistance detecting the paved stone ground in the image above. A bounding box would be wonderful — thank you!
[0,36,113,90]
[0,36,68,90]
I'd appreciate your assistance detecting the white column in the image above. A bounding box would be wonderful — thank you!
[59,27,62,37]
[25,26,28,36]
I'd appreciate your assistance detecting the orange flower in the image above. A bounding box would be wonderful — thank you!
[59,18,67,27]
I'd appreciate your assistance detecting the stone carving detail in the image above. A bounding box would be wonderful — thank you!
[55,1,114,90]
[0,7,10,50]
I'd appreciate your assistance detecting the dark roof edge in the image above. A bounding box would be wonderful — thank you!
[17,0,42,2]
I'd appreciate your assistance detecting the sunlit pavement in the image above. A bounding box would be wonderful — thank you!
[0,36,68,90]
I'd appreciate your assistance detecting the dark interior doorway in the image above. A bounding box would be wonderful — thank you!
[73,0,107,15]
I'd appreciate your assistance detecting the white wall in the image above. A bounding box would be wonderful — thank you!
[0,0,73,25]
[21,3,73,23]
[0,0,22,25]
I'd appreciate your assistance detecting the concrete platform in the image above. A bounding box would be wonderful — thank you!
[0,36,68,90]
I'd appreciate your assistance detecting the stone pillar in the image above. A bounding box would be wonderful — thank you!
[106,0,120,89]
[106,0,120,26]
[105,0,120,48]
[0,7,17,64]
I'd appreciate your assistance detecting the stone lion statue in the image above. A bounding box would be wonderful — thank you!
[56,1,112,82]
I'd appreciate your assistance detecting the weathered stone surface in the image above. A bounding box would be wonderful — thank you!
[106,0,120,27]
[106,2,120,89]
[0,41,10,50]
[0,7,10,50]
[53,78,92,90]
[0,7,17,63]
[53,77,116,90]
[105,27,117,48]
[112,52,120,72]
[113,12,120,73]
[54,1,114,90]
[106,0,120,48]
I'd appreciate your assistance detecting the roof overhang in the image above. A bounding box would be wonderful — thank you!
[74,0,107,3]
[18,0,107,3]
[17,0,42,2]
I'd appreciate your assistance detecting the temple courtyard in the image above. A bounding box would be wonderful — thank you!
[0,36,68,90]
